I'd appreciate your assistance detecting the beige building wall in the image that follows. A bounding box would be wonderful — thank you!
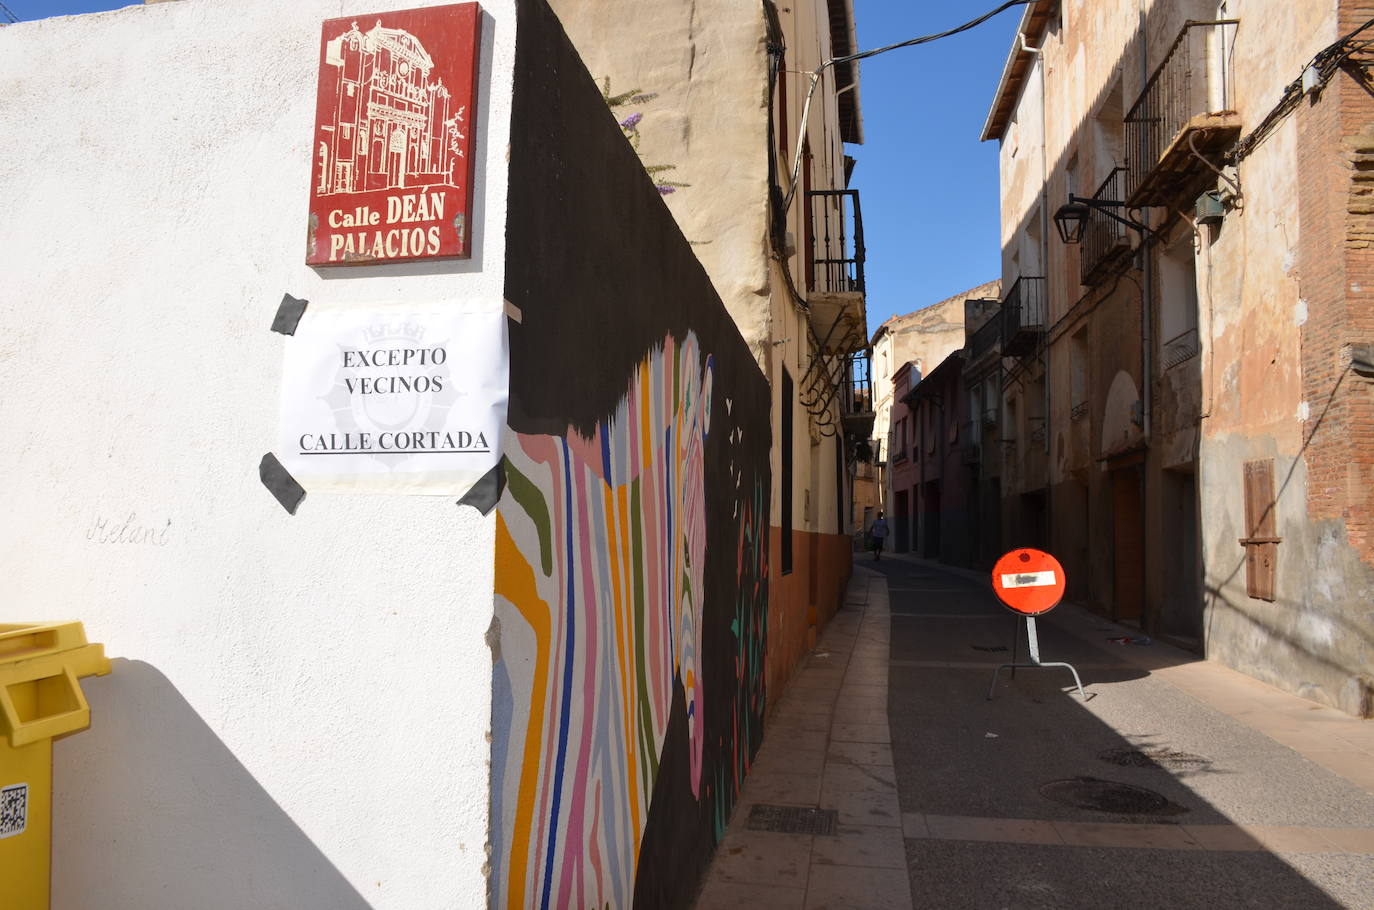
[546,0,774,354]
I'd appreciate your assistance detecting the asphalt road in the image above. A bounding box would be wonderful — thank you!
[872,556,1374,910]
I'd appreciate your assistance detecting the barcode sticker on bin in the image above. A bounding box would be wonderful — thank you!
[0,783,28,839]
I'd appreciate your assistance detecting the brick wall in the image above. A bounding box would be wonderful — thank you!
[1300,1,1374,564]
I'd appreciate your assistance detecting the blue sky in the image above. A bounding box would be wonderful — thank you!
[6,0,130,19]
[11,0,1019,331]
[849,1,1019,328]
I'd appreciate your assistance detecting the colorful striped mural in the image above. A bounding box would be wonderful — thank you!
[491,332,766,908]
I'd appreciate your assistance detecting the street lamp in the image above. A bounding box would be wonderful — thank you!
[1052,200,1092,244]
[1052,195,1155,244]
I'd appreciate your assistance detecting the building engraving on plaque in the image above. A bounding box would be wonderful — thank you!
[307,4,481,265]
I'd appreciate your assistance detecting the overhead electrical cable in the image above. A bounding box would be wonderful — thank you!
[829,0,1034,67]
[1231,14,1374,162]
[781,0,1034,213]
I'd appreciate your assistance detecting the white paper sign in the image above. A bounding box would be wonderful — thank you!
[278,302,507,494]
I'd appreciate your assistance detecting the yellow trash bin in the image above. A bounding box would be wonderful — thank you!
[0,622,111,910]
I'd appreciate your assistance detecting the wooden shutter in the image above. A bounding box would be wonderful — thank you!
[1240,459,1279,601]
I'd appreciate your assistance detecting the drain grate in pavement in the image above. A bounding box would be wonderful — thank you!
[971,644,1008,653]
[1039,777,1182,815]
[1098,747,1211,772]
[745,804,838,836]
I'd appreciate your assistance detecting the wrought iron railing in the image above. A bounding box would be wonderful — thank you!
[1124,20,1239,203]
[970,308,1003,359]
[844,350,874,414]
[1163,326,1201,369]
[1001,276,1047,356]
[807,189,866,294]
[1081,168,1131,284]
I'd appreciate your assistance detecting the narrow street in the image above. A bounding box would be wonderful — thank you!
[694,557,1374,910]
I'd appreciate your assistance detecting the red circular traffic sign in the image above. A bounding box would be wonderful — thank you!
[991,548,1066,615]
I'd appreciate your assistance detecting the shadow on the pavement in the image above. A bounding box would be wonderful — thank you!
[873,560,1369,910]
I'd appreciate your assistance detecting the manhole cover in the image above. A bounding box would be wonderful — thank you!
[1039,778,1175,814]
[745,804,837,836]
[1098,747,1211,771]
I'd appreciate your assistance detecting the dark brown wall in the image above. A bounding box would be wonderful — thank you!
[492,0,772,905]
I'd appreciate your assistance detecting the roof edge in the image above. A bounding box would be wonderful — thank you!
[979,1,1055,143]
[828,0,864,145]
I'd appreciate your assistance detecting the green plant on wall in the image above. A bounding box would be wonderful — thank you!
[602,78,691,197]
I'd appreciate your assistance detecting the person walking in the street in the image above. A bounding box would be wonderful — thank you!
[869,512,889,561]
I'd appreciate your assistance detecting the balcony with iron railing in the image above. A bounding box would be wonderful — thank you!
[1081,168,1133,284]
[1068,400,1091,471]
[1001,276,1047,357]
[809,189,865,295]
[841,349,876,438]
[1124,20,1240,206]
[1163,326,1201,369]
[805,189,867,354]
[969,308,1003,361]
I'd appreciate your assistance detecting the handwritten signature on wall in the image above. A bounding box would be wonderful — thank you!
[86,513,172,546]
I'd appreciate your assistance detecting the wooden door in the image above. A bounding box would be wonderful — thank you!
[1111,467,1144,623]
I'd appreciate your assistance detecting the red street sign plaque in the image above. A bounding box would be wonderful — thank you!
[306,3,482,266]
[991,548,1066,616]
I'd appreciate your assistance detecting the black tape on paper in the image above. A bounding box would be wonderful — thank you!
[259,453,306,515]
[458,462,506,516]
[271,293,309,336]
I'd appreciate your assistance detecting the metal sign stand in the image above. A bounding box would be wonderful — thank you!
[987,616,1087,700]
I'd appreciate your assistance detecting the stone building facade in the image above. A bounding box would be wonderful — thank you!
[982,0,1373,715]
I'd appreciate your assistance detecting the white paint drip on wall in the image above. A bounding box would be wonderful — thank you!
[0,1,517,907]
[1300,614,1338,650]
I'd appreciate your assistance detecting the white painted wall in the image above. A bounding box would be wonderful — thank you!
[0,1,516,907]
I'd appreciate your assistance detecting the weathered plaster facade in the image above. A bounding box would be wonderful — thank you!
[984,0,1374,715]
[871,280,997,553]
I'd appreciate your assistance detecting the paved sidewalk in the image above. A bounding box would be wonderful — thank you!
[694,568,911,909]
[693,558,1374,910]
